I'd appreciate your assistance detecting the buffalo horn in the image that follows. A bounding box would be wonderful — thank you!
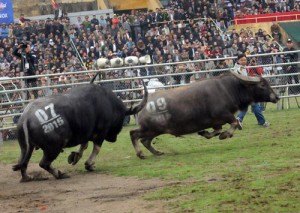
[90,72,100,84]
[125,80,148,115]
[231,72,261,84]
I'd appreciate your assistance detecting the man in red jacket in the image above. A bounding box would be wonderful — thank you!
[247,59,264,76]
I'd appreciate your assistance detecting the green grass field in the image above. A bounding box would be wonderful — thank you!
[0,103,299,212]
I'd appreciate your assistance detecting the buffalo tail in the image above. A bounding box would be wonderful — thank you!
[12,120,30,171]
[125,80,148,115]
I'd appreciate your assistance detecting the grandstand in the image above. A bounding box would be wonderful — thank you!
[11,0,162,18]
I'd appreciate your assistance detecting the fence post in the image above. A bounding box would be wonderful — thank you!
[0,131,3,144]
[0,118,3,144]
[20,72,27,101]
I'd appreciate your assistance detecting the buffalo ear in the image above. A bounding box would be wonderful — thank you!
[231,72,261,84]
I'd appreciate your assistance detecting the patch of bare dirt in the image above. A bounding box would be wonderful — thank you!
[0,164,172,213]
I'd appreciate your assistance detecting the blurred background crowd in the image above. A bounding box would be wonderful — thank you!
[0,0,298,87]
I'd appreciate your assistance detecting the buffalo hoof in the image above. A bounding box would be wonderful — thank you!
[154,150,164,156]
[20,174,49,182]
[56,171,70,179]
[219,132,232,140]
[137,151,146,159]
[32,176,49,181]
[68,152,81,165]
[20,175,33,183]
[198,130,208,136]
[85,162,95,172]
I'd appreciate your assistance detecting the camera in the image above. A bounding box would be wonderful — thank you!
[19,42,27,49]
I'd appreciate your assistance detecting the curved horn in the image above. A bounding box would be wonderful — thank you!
[90,72,100,84]
[125,80,148,115]
[231,72,261,84]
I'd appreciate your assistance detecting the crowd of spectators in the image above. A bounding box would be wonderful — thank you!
[0,0,299,91]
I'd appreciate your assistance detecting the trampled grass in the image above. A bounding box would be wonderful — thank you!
[0,104,299,212]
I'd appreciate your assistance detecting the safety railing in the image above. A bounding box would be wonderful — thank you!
[0,50,300,139]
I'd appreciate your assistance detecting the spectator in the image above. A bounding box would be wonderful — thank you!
[54,3,65,20]
[75,16,82,29]
[270,21,282,43]
[204,55,216,78]
[111,14,120,29]
[13,42,38,99]
[0,0,296,95]
[281,38,299,94]
[214,59,229,76]
[233,54,270,128]
[174,63,186,84]
[105,13,112,28]
[131,16,141,41]
[90,14,99,26]
[99,15,107,28]
[0,23,9,38]
[122,18,132,37]
[153,8,163,23]
[19,14,30,26]
[82,15,91,32]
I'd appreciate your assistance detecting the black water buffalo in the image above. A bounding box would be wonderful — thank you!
[130,72,279,159]
[13,82,148,182]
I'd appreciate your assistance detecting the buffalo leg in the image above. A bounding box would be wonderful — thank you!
[141,137,164,156]
[130,128,146,159]
[68,143,88,165]
[198,128,222,139]
[85,142,102,171]
[219,119,240,140]
[39,150,69,179]
[130,128,162,159]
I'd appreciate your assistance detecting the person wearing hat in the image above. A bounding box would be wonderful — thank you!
[233,53,270,128]
[282,38,299,94]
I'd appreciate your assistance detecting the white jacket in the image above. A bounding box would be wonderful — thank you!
[232,63,248,76]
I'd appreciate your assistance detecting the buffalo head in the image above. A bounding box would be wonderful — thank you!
[232,72,280,104]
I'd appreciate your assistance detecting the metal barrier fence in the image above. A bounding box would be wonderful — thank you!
[0,51,300,142]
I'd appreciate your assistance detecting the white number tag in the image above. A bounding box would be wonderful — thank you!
[25,63,29,69]
[35,103,64,133]
[146,97,167,113]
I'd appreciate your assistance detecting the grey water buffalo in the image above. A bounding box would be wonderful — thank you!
[13,82,148,182]
[130,72,279,159]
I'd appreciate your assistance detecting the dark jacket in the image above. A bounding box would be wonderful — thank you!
[283,47,298,71]
[13,48,37,80]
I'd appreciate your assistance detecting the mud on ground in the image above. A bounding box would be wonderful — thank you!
[0,164,173,213]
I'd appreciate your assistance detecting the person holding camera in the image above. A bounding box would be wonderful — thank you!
[13,42,38,99]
